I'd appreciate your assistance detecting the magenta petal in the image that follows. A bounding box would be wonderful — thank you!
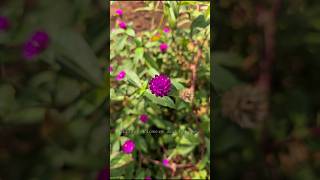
[122,140,135,154]
[149,74,172,97]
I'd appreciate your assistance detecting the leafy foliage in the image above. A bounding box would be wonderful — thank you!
[110,1,210,179]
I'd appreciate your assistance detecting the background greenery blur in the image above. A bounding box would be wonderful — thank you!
[214,0,320,179]
[0,0,107,179]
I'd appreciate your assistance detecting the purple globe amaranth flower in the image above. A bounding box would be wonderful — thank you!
[162,159,170,167]
[23,31,49,60]
[0,16,10,31]
[149,74,172,97]
[122,139,135,154]
[115,9,123,16]
[118,21,127,29]
[139,114,149,123]
[116,70,126,81]
[108,66,113,72]
[163,27,170,33]
[145,176,152,180]
[96,166,109,180]
[159,43,168,53]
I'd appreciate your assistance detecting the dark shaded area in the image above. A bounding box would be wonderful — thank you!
[213,0,320,179]
[0,0,107,179]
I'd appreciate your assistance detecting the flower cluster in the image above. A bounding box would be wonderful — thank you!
[122,139,135,154]
[111,9,174,180]
[23,31,50,60]
[139,114,149,123]
[115,8,127,29]
[116,70,126,81]
[149,74,172,97]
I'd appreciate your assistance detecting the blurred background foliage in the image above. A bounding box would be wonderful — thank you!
[214,0,320,179]
[0,0,107,179]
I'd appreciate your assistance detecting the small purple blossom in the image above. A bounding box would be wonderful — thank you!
[162,159,170,167]
[109,66,113,72]
[139,114,149,123]
[116,70,126,81]
[159,43,168,53]
[96,166,109,180]
[0,16,10,31]
[149,74,172,97]
[23,31,49,60]
[122,140,135,154]
[145,176,152,180]
[163,27,170,33]
[115,9,123,16]
[118,21,127,29]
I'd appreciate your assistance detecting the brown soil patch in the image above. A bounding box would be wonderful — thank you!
[110,1,166,34]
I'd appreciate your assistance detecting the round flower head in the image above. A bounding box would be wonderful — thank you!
[139,114,149,123]
[118,21,127,29]
[23,31,49,60]
[122,140,135,154]
[149,74,172,97]
[115,9,123,16]
[145,176,152,180]
[108,66,113,72]
[116,70,126,81]
[0,16,10,31]
[163,27,170,33]
[159,43,168,53]
[162,159,170,167]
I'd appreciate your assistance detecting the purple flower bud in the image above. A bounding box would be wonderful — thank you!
[115,9,123,16]
[159,43,168,53]
[163,27,170,33]
[0,16,10,31]
[122,140,135,154]
[139,114,149,123]
[162,159,170,167]
[149,74,172,97]
[23,31,49,60]
[96,166,109,180]
[118,21,127,29]
[145,176,152,180]
[116,70,126,81]
[109,66,113,72]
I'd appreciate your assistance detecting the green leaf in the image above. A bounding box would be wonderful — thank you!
[52,29,103,86]
[117,117,135,130]
[126,28,135,37]
[176,145,196,156]
[151,118,173,130]
[114,35,128,51]
[171,79,185,90]
[135,170,146,179]
[196,153,209,170]
[136,137,148,153]
[179,133,199,146]
[126,70,142,87]
[144,90,175,109]
[110,154,133,169]
[134,47,144,63]
[191,15,209,35]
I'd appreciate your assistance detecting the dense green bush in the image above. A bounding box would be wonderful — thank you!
[110,1,210,179]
